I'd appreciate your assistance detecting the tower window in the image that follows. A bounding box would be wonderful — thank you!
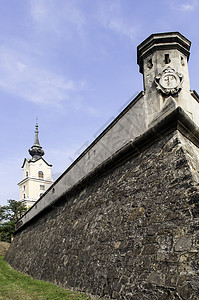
[181,56,185,66]
[38,171,44,179]
[23,185,25,191]
[40,185,45,191]
[23,194,26,199]
[165,54,171,64]
[39,193,43,198]
[26,171,28,177]
[147,58,153,69]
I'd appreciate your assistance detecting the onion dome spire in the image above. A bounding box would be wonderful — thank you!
[29,123,45,160]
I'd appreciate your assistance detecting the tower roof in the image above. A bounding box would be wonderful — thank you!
[29,123,45,161]
[137,32,191,74]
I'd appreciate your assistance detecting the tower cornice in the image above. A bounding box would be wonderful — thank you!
[137,32,191,74]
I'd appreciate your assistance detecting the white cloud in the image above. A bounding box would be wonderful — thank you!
[29,0,86,40]
[29,0,137,42]
[30,0,48,23]
[181,3,195,10]
[107,19,136,40]
[0,1,137,113]
[0,46,87,108]
[169,0,198,11]
[97,0,137,40]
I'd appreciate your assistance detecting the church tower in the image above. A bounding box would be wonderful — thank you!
[18,123,53,208]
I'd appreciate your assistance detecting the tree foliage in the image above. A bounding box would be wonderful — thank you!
[0,200,27,242]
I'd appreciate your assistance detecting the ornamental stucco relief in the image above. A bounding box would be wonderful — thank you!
[155,66,183,95]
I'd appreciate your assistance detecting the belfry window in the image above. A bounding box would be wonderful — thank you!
[38,171,44,179]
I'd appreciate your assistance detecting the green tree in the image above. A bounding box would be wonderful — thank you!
[0,200,27,242]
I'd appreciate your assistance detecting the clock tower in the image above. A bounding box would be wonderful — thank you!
[18,123,53,208]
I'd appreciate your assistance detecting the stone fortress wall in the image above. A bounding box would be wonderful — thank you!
[5,32,199,299]
[14,90,147,229]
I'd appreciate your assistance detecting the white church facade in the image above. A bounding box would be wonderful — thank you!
[18,123,53,208]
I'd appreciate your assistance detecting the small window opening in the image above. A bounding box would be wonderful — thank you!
[181,56,185,66]
[147,58,153,69]
[26,171,28,177]
[39,193,43,198]
[40,185,45,191]
[38,171,44,179]
[23,194,26,199]
[165,54,171,64]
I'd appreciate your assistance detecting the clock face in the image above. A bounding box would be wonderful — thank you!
[159,73,180,89]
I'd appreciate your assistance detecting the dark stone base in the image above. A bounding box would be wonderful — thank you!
[5,130,199,299]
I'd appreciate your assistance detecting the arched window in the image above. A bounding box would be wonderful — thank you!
[26,171,28,177]
[23,194,26,199]
[38,171,44,179]
[39,193,43,198]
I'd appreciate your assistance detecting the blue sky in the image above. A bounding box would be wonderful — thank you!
[1,0,199,206]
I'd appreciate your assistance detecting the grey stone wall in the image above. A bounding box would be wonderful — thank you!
[6,130,199,299]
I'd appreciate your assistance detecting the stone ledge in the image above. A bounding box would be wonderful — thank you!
[191,90,199,103]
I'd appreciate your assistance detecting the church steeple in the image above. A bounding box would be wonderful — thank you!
[18,122,53,208]
[29,123,45,161]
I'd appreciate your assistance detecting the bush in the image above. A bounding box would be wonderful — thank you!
[0,200,27,242]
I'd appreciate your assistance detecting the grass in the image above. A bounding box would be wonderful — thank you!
[0,256,91,300]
